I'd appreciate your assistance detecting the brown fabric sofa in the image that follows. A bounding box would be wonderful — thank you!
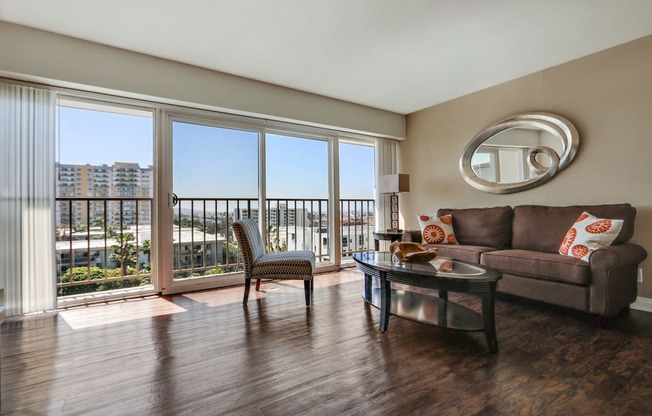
[402,204,648,321]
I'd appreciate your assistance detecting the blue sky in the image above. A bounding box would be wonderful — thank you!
[58,107,375,199]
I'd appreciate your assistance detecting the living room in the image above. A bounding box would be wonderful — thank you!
[1,2,652,414]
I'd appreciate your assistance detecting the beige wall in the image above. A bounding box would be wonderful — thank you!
[402,35,652,298]
[0,21,405,139]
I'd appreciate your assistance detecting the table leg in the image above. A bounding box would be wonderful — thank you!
[363,273,372,302]
[437,290,448,326]
[482,282,499,353]
[379,272,391,332]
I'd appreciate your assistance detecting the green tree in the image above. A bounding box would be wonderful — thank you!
[58,266,143,296]
[266,225,281,252]
[110,232,138,275]
[140,239,152,273]
[94,218,117,238]
[205,267,223,276]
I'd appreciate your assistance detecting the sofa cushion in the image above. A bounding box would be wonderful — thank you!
[417,214,458,244]
[424,243,498,264]
[512,204,636,254]
[437,206,513,249]
[481,249,591,286]
[559,212,623,262]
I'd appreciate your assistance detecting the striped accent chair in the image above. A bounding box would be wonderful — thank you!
[233,218,316,306]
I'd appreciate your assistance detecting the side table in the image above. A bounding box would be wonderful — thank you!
[373,230,409,251]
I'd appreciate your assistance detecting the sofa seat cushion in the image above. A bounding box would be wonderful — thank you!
[424,243,498,264]
[481,249,591,286]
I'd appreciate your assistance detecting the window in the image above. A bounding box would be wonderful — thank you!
[55,97,154,298]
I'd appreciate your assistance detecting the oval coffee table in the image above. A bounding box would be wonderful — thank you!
[353,251,502,353]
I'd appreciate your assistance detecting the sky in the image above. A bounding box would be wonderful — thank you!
[58,106,375,200]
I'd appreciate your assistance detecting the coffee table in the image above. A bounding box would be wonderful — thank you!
[353,251,502,353]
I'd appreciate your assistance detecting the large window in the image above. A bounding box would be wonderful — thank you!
[49,91,383,300]
[265,133,330,261]
[339,141,375,259]
[171,121,259,280]
[55,98,154,298]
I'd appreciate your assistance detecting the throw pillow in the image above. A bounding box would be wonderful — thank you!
[418,214,458,245]
[559,211,623,262]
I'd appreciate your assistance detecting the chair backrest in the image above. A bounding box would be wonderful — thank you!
[232,218,266,278]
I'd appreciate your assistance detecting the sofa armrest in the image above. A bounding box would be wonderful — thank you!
[590,244,648,269]
[589,243,648,316]
[401,230,422,243]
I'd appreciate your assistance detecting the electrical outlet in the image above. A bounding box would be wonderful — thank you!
[638,268,644,283]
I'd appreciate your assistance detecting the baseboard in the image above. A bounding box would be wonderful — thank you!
[631,296,652,313]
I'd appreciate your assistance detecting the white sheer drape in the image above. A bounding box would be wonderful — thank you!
[374,139,398,232]
[0,83,56,315]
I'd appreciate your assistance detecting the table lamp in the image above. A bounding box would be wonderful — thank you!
[378,173,410,232]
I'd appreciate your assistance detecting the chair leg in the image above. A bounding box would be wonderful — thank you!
[310,278,314,291]
[304,280,311,307]
[255,279,261,291]
[243,278,251,305]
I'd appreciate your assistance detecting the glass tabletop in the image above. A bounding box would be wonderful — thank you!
[353,251,501,281]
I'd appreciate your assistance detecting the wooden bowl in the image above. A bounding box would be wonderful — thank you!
[401,249,439,263]
[390,241,439,263]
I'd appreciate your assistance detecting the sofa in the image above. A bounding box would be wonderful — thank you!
[402,204,648,322]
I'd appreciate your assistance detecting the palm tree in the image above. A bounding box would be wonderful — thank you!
[94,218,117,238]
[140,239,151,272]
[110,232,138,276]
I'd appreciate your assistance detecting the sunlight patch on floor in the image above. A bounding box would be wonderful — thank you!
[60,297,187,329]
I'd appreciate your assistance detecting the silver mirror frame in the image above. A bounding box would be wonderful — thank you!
[459,112,579,194]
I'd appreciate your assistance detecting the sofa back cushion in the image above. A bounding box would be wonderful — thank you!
[437,206,513,249]
[512,204,636,253]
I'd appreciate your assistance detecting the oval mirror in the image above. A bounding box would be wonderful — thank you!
[459,112,579,194]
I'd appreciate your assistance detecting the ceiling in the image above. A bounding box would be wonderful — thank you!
[2,0,652,114]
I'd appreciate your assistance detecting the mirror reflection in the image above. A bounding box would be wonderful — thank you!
[459,113,579,194]
[470,127,563,184]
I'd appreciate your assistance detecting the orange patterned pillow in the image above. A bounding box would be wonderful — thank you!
[417,214,458,245]
[559,211,623,262]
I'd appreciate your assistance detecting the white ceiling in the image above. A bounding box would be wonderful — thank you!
[2,0,652,114]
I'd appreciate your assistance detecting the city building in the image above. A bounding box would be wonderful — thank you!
[56,162,153,227]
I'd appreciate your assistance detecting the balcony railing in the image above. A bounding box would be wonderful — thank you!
[56,196,375,294]
[55,197,153,297]
[340,199,376,259]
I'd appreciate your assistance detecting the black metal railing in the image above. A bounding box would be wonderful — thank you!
[55,197,153,296]
[171,197,333,279]
[56,196,375,292]
[340,199,375,259]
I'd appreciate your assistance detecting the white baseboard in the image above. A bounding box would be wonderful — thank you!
[631,296,652,313]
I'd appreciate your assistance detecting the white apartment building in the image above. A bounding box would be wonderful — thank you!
[56,162,153,228]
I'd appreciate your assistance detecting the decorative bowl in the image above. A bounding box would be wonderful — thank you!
[389,241,439,263]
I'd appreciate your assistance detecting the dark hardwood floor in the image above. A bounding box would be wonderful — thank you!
[2,269,652,415]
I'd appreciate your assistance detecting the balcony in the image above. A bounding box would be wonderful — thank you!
[56,196,375,297]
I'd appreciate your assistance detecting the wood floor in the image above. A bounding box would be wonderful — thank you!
[2,269,652,415]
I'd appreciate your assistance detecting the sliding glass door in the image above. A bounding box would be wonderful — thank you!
[55,97,155,302]
[165,117,260,291]
[265,133,331,263]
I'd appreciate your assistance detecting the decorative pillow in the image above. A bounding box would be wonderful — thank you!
[559,211,623,262]
[418,214,458,245]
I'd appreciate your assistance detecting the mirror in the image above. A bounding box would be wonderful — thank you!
[459,113,579,194]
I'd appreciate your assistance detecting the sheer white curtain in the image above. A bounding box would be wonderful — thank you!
[374,138,398,232]
[0,83,56,315]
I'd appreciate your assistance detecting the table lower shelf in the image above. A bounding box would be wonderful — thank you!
[363,286,483,331]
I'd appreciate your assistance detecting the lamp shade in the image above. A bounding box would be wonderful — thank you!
[378,174,410,194]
